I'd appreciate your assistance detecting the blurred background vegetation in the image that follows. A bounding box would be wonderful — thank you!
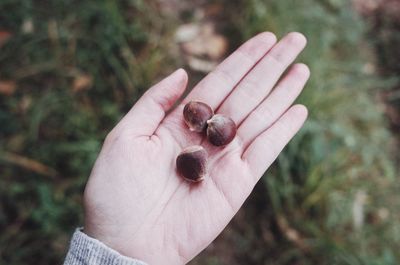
[0,0,399,264]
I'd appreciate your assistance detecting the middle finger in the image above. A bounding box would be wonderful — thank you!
[216,32,307,125]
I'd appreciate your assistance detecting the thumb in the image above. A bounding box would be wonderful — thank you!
[119,68,188,137]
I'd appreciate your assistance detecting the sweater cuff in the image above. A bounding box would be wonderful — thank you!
[64,228,147,265]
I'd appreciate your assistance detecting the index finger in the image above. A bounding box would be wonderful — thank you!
[182,32,277,110]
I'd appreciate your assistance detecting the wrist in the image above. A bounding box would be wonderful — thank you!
[83,221,188,265]
[64,228,148,265]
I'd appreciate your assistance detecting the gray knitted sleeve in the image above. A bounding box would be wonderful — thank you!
[63,229,148,265]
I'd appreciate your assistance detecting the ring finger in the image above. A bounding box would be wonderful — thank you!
[238,63,310,148]
[216,32,307,126]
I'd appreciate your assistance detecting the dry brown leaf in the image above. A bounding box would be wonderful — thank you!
[352,0,381,13]
[204,3,224,17]
[0,80,17,95]
[19,95,32,113]
[353,0,400,16]
[72,74,93,92]
[48,19,59,43]
[175,24,199,43]
[205,34,228,60]
[0,31,12,48]
[0,152,58,178]
[276,214,310,253]
[21,19,34,34]
[186,56,217,72]
[179,22,228,60]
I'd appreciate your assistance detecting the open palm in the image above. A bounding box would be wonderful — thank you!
[83,32,310,265]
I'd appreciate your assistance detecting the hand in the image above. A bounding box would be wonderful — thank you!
[83,32,310,264]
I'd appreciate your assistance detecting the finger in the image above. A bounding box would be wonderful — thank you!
[238,63,310,148]
[119,68,188,136]
[182,32,277,109]
[242,104,308,180]
[217,32,307,125]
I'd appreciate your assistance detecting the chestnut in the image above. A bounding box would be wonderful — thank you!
[206,114,237,146]
[176,145,208,182]
[183,101,214,132]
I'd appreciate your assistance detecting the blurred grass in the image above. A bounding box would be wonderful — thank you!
[0,0,399,264]
[194,0,400,264]
[0,0,179,263]
[256,0,399,260]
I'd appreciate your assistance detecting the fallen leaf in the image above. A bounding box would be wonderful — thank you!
[276,214,310,253]
[0,80,17,95]
[204,3,224,17]
[158,0,191,16]
[176,22,228,61]
[48,19,59,43]
[0,31,12,48]
[19,95,32,113]
[21,19,34,34]
[200,33,228,60]
[72,74,93,92]
[175,23,199,43]
[0,152,59,178]
[187,56,217,73]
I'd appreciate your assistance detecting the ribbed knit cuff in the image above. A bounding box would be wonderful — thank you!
[63,228,147,265]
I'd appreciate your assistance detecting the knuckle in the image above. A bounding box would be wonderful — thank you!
[236,48,257,65]
[217,67,236,85]
[103,132,115,145]
[211,67,236,87]
[263,133,280,158]
[259,104,275,120]
[239,77,260,99]
[104,129,122,145]
[268,51,285,67]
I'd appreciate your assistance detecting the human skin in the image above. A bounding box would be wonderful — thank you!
[83,32,310,264]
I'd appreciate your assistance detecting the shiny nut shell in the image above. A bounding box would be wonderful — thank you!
[183,101,214,132]
[176,145,208,182]
[206,114,237,146]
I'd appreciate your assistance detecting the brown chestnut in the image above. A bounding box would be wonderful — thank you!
[206,114,237,146]
[183,101,214,132]
[176,145,208,182]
